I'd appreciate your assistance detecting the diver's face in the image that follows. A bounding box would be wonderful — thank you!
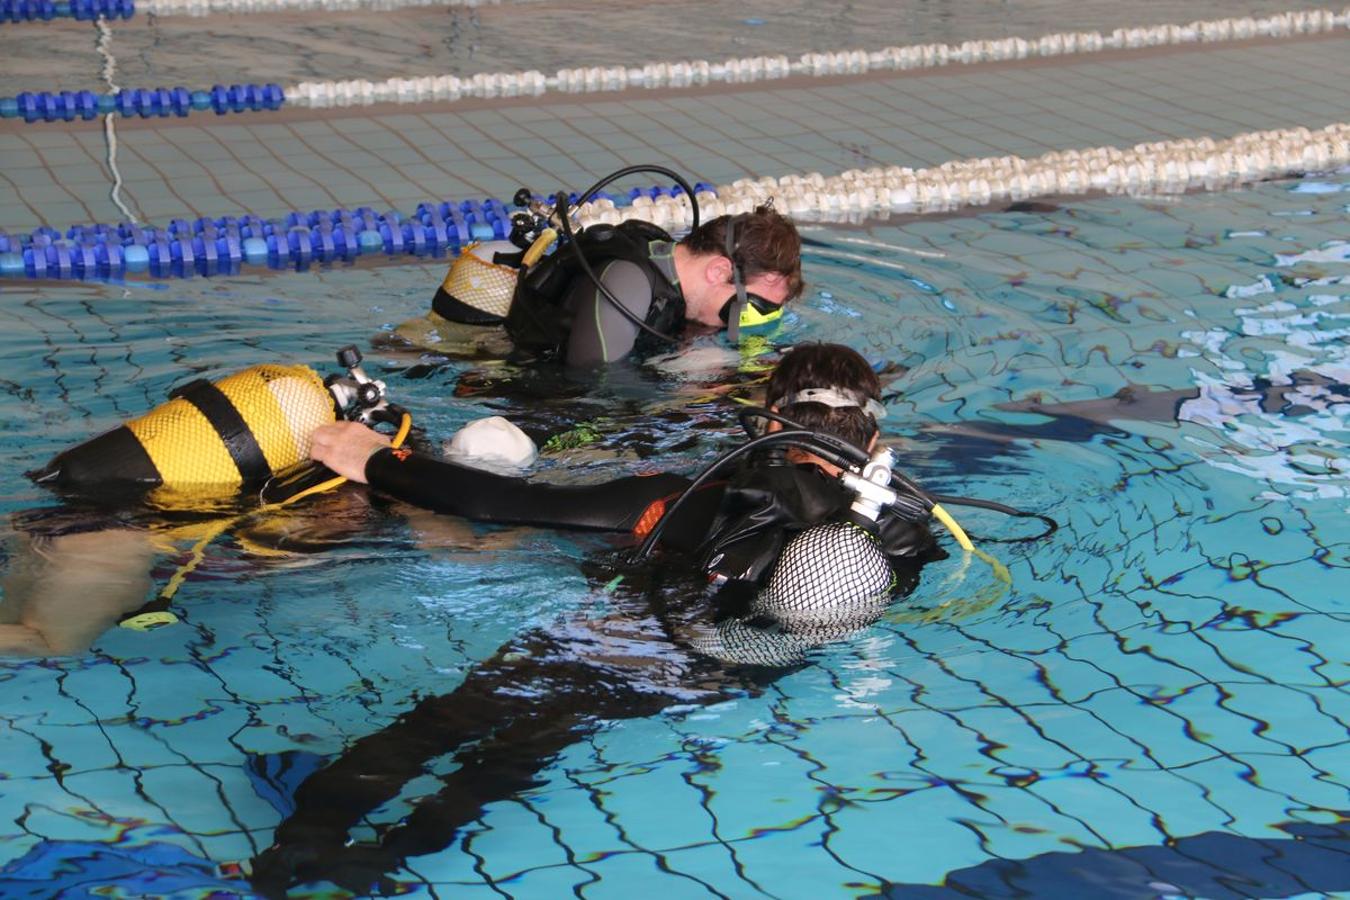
[686,254,790,329]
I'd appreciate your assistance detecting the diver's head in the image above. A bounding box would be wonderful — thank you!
[676,204,803,332]
[765,343,885,452]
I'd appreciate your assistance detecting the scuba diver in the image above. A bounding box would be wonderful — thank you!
[249,342,948,895]
[506,200,801,366]
[412,165,803,368]
[309,342,938,571]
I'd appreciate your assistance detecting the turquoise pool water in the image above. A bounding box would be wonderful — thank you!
[1,170,1347,898]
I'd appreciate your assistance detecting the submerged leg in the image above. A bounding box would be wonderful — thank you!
[0,529,155,657]
[250,626,727,896]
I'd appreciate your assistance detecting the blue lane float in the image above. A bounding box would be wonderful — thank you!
[1,0,132,22]
[0,185,710,281]
[0,83,284,122]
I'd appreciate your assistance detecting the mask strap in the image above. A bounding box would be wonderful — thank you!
[778,387,888,421]
[723,215,747,344]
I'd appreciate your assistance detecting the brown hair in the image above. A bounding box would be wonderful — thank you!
[680,203,804,301]
[765,343,882,450]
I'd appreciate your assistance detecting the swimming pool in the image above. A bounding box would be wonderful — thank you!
[1,164,1346,896]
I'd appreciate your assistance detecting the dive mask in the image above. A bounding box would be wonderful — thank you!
[719,290,784,334]
[722,215,784,342]
[779,387,888,422]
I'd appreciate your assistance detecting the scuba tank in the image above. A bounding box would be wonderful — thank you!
[430,240,534,325]
[32,346,396,500]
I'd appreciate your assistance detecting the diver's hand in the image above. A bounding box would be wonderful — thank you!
[310,421,392,483]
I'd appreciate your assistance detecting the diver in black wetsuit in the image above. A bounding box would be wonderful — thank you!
[309,342,939,573]
[505,203,803,367]
[248,344,944,896]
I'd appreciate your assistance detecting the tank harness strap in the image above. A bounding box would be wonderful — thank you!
[170,379,272,483]
[432,289,507,325]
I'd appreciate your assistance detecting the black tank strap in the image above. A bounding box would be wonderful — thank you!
[170,379,271,482]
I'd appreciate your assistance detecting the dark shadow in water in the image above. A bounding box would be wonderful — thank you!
[874,813,1350,899]
[249,560,928,896]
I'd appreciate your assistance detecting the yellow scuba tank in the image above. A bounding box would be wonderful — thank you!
[430,231,557,325]
[430,240,526,325]
[35,363,337,496]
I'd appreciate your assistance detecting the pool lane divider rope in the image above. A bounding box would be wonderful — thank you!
[139,0,509,14]
[2,8,1346,121]
[574,124,1350,232]
[0,186,708,279]
[0,0,503,18]
[283,8,1350,108]
[0,83,284,123]
[2,123,1347,282]
[0,0,130,23]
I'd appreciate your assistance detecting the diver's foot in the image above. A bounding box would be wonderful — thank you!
[251,841,402,898]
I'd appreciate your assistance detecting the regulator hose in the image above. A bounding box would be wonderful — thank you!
[928,493,1059,542]
[575,164,701,230]
[738,406,1057,543]
[544,164,703,348]
[554,191,685,346]
[634,424,874,562]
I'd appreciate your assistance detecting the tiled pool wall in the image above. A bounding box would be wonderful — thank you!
[0,2,1347,247]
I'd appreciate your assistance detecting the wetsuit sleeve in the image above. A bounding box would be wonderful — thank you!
[365,447,695,532]
[563,258,653,367]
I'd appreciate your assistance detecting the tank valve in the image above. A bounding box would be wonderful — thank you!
[840,446,932,524]
[336,344,362,369]
[326,345,389,422]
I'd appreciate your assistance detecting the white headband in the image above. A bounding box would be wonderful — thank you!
[779,387,887,420]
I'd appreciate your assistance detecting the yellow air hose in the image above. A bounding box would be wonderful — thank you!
[121,411,413,631]
[522,228,558,268]
[932,501,1012,580]
[930,502,973,552]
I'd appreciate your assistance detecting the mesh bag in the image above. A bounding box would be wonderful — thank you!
[692,522,897,667]
[440,242,520,319]
[754,521,895,627]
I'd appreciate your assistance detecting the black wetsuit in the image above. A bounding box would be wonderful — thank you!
[365,445,710,545]
[562,246,679,366]
[365,446,940,568]
[506,222,685,367]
